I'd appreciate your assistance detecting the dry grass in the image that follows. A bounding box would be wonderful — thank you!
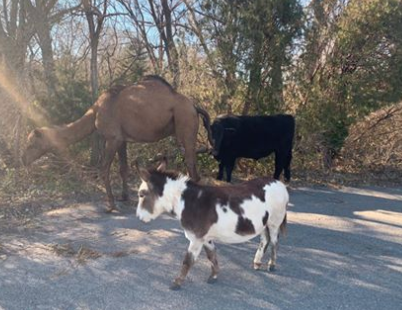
[50,243,102,264]
[49,242,139,264]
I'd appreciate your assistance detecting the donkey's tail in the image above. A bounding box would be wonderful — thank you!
[194,105,215,149]
[279,213,287,237]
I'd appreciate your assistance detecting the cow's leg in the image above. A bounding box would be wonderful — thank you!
[171,239,203,290]
[225,158,236,183]
[117,142,129,201]
[204,241,219,283]
[283,149,292,183]
[267,225,280,271]
[274,151,286,180]
[102,139,122,212]
[253,227,270,271]
[217,162,224,180]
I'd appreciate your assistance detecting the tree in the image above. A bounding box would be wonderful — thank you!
[118,0,183,88]
[25,0,81,96]
[297,0,402,167]
[82,0,109,166]
[185,0,302,114]
[0,0,33,73]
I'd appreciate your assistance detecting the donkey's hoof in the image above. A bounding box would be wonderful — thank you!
[207,276,218,284]
[253,263,267,271]
[169,282,182,291]
[269,265,276,272]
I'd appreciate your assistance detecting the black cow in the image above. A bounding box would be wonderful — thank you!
[211,114,295,183]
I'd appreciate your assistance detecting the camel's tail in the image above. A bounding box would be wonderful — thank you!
[194,105,215,149]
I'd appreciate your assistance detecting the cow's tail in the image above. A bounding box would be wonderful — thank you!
[194,105,215,149]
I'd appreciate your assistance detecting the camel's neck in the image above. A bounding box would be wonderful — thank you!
[49,107,97,148]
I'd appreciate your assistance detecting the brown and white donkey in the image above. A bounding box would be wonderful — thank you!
[135,160,289,290]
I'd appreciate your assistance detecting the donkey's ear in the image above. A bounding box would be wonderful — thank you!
[134,160,151,182]
[156,157,167,172]
[138,168,151,182]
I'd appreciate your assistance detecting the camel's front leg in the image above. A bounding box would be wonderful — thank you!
[170,239,203,290]
[101,139,121,212]
[117,142,129,201]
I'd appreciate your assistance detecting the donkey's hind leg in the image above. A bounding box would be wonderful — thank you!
[267,225,280,271]
[253,227,270,271]
[204,241,219,283]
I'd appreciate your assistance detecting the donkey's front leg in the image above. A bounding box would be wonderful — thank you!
[170,239,203,290]
[204,241,219,283]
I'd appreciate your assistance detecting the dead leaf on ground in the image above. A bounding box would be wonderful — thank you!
[76,245,102,264]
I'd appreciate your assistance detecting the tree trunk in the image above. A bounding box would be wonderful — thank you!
[25,0,58,96]
[89,40,104,167]
[161,0,180,88]
[83,0,107,167]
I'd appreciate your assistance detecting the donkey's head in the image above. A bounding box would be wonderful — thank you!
[22,128,53,166]
[135,159,189,223]
[135,159,170,223]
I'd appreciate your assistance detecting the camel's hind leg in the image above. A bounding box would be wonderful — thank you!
[174,105,200,181]
[102,139,122,212]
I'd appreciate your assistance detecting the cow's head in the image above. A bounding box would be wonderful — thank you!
[22,128,53,166]
[211,122,236,157]
[135,159,169,223]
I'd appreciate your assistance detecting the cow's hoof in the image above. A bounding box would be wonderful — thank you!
[207,276,218,284]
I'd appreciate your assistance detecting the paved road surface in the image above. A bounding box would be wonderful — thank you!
[1,185,401,310]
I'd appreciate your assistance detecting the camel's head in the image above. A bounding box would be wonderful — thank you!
[22,128,52,166]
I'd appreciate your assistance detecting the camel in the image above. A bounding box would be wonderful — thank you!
[22,75,214,212]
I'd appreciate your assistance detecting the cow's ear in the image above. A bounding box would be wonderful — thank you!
[224,128,236,136]
[156,157,167,172]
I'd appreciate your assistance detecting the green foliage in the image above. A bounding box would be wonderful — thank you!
[37,52,92,125]
[297,0,402,158]
[200,0,303,114]
[113,38,147,85]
